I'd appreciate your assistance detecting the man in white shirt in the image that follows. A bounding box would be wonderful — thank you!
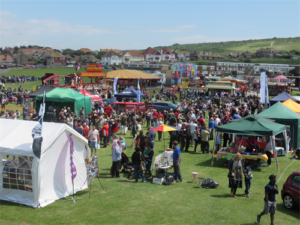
[215,116,221,126]
[190,119,198,148]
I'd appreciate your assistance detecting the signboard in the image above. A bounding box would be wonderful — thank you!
[85,64,102,73]
[205,81,234,87]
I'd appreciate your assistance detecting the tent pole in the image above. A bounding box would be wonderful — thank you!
[283,130,288,162]
[271,135,278,173]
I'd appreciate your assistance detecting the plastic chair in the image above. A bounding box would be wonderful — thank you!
[197,177,205,188]
[191,172,198,183]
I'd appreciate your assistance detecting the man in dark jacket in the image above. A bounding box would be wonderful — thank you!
[23,105,28,120]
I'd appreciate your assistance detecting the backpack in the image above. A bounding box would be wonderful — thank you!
[112,122,117,129]
[201,178,219,188]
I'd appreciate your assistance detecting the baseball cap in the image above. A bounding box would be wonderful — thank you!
[269,174,277,180]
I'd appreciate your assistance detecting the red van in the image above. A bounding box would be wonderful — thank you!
[111,102,153,114]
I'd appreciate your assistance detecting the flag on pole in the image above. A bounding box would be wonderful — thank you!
[113,77,118,102]
[137,79,141,103]
[32,91,46,158]
[75,63,81,71]
[260,71,266,104]
[70,135,77,182]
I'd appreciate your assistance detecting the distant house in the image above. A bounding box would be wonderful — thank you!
[141,47,175,62]
[0,54,14,65]
[80,48,91,53]
[102,51,122,65]
[190,51,224,60]
[41,52,67,66]
[225,52,239,59]
[174,50,188,60]
[70,55,80,63]
[290,56,299,60]
[18,48,38,55]
[101,49,121,54]
[13,52,34,65]
[120,50,144,64]
[77,54,100,64]
[256,48,277,58]
[3,48,15,54]
[239,51,253,58]
[65,55,73,64]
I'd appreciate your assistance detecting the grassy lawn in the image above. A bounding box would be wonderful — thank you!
[0,102,299,224]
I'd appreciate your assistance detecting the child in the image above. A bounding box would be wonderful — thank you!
[244,166,253,198]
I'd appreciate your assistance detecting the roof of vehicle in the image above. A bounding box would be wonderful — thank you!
[111,102,151,105]
[152,101,176,105]
[292,170,300,174]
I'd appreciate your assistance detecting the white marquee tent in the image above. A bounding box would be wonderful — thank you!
[0,120,89,208]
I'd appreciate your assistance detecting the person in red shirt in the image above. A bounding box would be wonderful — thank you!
[101,122,109,148]
[111,119,119,140]
[197,114,205,127]
[158,111,164,121]
[152,109,159,127]
[83,122,90,139]
[104,105,113,116]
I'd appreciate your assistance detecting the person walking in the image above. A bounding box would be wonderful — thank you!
[286,125,291,151]
[201,126,211,154]
[228,153,244,198]
[101,122,109,148]
[120,113,127,135]
[22,105,28,120]
[257,175,279,225]
[264,136,273,167]
[170,141,182,182]
[111,139,122,178]
[88,125,100,156]
[131,147,146,183]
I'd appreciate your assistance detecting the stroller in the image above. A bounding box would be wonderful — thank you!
[120,152,135,180]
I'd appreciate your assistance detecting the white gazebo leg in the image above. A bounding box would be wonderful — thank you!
[271,135,278,172]
[283,130,289,162]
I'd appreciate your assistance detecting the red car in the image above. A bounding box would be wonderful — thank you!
[281,170,300,209]
[23,65,31,69]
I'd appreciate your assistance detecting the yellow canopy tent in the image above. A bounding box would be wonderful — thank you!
[282,99,300,114]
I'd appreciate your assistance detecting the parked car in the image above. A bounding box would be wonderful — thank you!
[151,101,178,113]
[112,66,119,70]
[102,98,115,105]
[0,65,7,69]
[103,65,111,69]
[23,65,31,69]
[281,170,300,209]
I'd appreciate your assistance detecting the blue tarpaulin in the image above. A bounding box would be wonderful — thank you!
[114,86,146,98]
[270,92,298,105]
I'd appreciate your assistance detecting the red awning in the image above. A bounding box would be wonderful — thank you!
[79,89,103,103]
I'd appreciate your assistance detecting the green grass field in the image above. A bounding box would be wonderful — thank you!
[0,99,299,224]
[1,68,109,91]
[0,80,299,224]
[153,37,300,56]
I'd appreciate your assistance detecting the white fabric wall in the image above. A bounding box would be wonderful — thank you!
[0,156,39,207]
[38,131,88,207]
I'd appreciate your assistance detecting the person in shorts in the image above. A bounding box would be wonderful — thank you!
[257,175,278,225]
[88,126,100,156]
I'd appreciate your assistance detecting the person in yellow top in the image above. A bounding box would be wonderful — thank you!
[201,126,211,154]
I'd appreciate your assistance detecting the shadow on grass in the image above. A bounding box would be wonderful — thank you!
[276,203,300,220]
[0,200,30,208]
[210,194,231,198]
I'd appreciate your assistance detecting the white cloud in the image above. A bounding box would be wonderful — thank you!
[176,25,197,29]
[0,11,15,17]
[171,35,206,42]
[149,29,182,33]
[0,12,110,40]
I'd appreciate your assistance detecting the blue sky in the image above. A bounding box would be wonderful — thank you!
[0,0,299,51]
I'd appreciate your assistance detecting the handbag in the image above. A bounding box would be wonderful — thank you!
[139,152,146,171]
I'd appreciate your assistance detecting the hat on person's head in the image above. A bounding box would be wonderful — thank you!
[269,174,277,180]
[286,125,290,129]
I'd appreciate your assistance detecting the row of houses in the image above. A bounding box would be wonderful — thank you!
[196,62,297,76]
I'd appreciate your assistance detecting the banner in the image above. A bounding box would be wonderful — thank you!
[75,63,81,72]
[137,79,141,103]
[70,135,77,182]
[32,91,46,158]
[260,72,266,104]
[113,77,118,102]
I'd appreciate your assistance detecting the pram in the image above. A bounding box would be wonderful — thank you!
[120,152,135,180]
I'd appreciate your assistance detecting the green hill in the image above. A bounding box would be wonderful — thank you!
[152,37,300,56]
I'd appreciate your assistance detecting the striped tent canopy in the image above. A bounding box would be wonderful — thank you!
[106,70,160,80]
